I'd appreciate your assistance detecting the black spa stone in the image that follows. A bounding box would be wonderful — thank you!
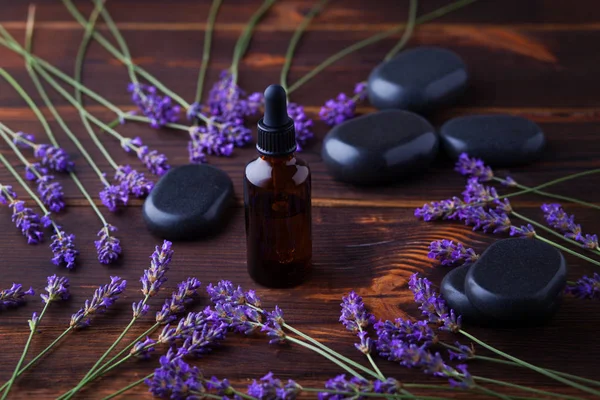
[142,164,234,240]
[367,47,468,112]
[440,114,546,166]
[465,238,566,324]
[440,264,489,323]
[321,110,438,185]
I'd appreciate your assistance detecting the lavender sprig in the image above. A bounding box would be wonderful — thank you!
[319,82,367,126]
[146,350,203,399]
[128,83,181,128]
[247,372,301,400]
[156,278,203,325]
[122,137,170,176]
[70,276,127,329]
[114,165,154,198]
[99,183,129,212]
[408,274,461,333]
[288,102,313,151]
[94,224,121,264]
[141,240,174,297]
[319,375,403,399]
[50,232,78,269]
[455,153,493,182]
[32,143,74,172]
[0,184,45,244]
[567,273,600,300]
[0,283,34,310]
[542,203,599,250]
[428,240,479,266]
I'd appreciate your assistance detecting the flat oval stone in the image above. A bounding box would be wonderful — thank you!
[321,110,438,185]
[441,264,490,324]
[465,238,566,324]
[143,164,234,240]
[440,114,546,166]
[367,47,468,112]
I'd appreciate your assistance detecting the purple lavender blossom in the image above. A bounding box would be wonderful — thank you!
[10,200,44,244]
[206,377,236,397]
[462,177,498,204]
[542,203,598,250]
[354,82,367,99]
[132,301,150,318]
[447,341,476,361]
[340,291,375,332]
[428,240,479,266]
[502,176,518,187]
[114,165,154,198]
[207,71,262,120]
[70,276,127,329]
[414,197,465,221]
[14,132,35,148]
[33,144,74,172]
[318,375,373,400]
[40,275,70,303]
[141,240,174,297]
[247,372,301,400]
[460,206,512,234]
[219,117,253,148]
[0,283,34,310]
[36,175,65,213]
[155,278,202,325]
[567,273,600,300]
[130,336,156,359]
[99,183,129,212]
[374,318,437,349]
[510,224,536,238]
[138,146,170,176]
[177,321,229,358]
[287,102,313,151]
[261,306,286,344]
[408,274,461,332]
[95,224,121,264]
[209,301,263,335]
[146,350,203,399]
[188,125,234,162]
[455,153,493,182]
[0,185,17,205]
[206,280,247,305]
[319,93,357,126]
[158,311,209,345]
[50,231,78,269]
[128,83,181,128]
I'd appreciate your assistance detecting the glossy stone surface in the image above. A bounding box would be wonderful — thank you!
[441,264,489,323]
[321,110,438,185]
[143,164,234,240]
[465,238,566,324]
[367,47,468,112]
[440,114,546,166]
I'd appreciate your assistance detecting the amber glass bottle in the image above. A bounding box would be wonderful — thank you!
[244,85,312,288]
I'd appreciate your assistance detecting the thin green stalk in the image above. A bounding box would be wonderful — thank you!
[74,0,105,105]
[493,177,600,210]
[123,114,191,131]
[288,0,477,93]
[384,0,418,61]
[474,385,510,400]
[356,326,385,380]
[231,0,276,83]
[280,0,330,92]
[461,331,600,397]
[1,303,50,400]
[101,374,152,400]
[511,211,600,257]
[195,0,222,103]
[473,376,584,400]
[285,335,365,380]
[533,234,600,267]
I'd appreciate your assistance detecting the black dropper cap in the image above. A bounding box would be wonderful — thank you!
[257,84,296,156]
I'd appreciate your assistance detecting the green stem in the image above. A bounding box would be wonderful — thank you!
[355,325,385,381]
[231,0,276,84]
[1,303,50,399]
[285,336,365,380]
[288,0,477,93]
[533,233,600,267]
[74,0,105,105]
[474,384,510,400]
[100,374,152,400]
[473,376,584,400]
[462,330,600,396]
[0,126,42,180]
[280,0,330,92]
[195,0,222,104]
[500,169,600,200]
[510,211,600,257]
[384,0,418,61]
[493,177,600,210]
[123,114,191,131]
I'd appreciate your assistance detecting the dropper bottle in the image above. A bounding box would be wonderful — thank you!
[244,84,312,288]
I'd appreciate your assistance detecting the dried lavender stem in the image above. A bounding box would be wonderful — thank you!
[383,0,418,61]
[280,0,330,92]
[100,374,152,400]
[74,0,105,105]
[1,303,51,400]
[195,0,222,103]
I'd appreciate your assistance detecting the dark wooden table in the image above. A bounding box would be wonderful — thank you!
[0,0,599,399]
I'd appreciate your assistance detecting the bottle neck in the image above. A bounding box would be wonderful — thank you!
[260,153,295,164]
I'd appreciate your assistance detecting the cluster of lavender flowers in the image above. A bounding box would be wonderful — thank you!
[428,240,479,267]
[319,82,367,126]
[567,273,600,300]
[40,275,70,304]
[94,224,121,264]
[542,203,599,250]
[24,164,65,213]
[319,375,403,400]
[50,230,78,269]
[339,291,375,354]
[121,136,170,176]
[0,184,48,244]
[140,240,174,297]
[100,165,155,213]
[14,133,74,172]
[0,283,34,311]
[129,83,181,129]
[70,276,127,329]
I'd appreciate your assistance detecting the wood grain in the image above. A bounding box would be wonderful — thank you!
[0,0,599,399]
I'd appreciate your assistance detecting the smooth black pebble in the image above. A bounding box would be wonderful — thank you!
[367,46,468,112]
[465,238,566,325]
[143,164,234,240]
[321,110,438,185]
[440,114,546,166]
[441,264,490,324]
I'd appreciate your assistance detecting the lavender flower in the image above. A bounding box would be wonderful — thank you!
[14,132,35,148]
[567,273,600,300]
[261,306,286,344]
[139,147,170,176]
[460,206,512,234]
[428,240,479,266]
[158,311,209,345]
[36,175,65,212]
[70,276,127,329]
[99,183,129,212]
[219,117,253,148]
[40,275,70,303]
[318,375,373,400]
[415,197,464,221]
[146,350,203,399]
[503,176,518,187]
[462,177,498,204]
[206,377,237,397]
[95,224,121,264]
[130,336,156,359]
[114,165,154,198]
[247,372,301,400]
[177,321,228,358]
[455,153,493,182]
[542,203,598,250]
[0,184,17,204]
[287,102,313,151]
[128,83,181,128]
[510,224,536,238]
[447,341,476,361]
[10,200,44,244]
[319,82,367,127]
[141,240,174,297]
[206,280,247,305]
[207,71,262,119]
[374,318,437,350]
[132,301,150,318]
[408,273,461,332]
[209,301,262,335]
[188,125,234,162]
[50,231,78,269]
[156,278,202,325]
[33,144,74,172]
[340,291,374,332]
[0,283,34,310]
